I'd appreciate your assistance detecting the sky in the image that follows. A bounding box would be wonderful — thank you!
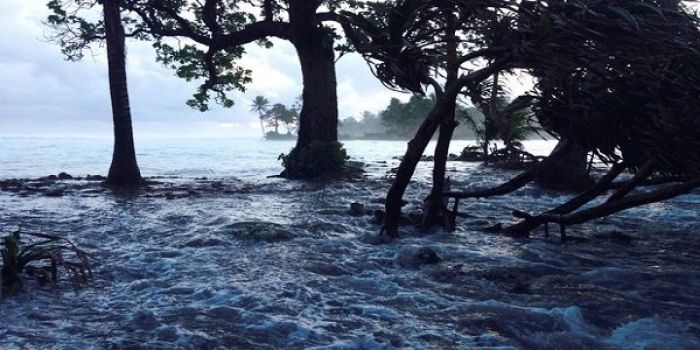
[0,0,407,138]
[4,1,695,138]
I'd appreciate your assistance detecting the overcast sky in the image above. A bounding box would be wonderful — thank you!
[4,1,695,138]
[0,0,408,137]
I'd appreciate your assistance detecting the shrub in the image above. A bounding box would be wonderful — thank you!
[279,141,349,179]
[1,230,92,297]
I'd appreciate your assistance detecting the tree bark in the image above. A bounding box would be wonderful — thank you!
[104,0,142,187]
[536,139,590,191]
[383,63,506,237]
[290,2,338,151]
[384,96,457,237]
[535,176,700,226]
[505,161,627,235]
[421,10,458,230]
[605,160,654,203]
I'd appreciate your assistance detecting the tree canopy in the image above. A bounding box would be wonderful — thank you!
[339,0,700,236]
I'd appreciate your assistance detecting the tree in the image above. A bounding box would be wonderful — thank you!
[250,95,270,138]
[123,0,370,178]
[450,0,700,236]
[465,78,538,161]
[380,96,435,138]
[346,0,700,237]
[342,1,514,236]
[46,0,142,187]
[279,106,298,135]
[262,103,298,136]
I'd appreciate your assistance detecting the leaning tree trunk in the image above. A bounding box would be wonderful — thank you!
[383,64,506,237]
[536,139,590,191]
[421,10,459,230]
[385,84,466,237]
[104,0,141,187]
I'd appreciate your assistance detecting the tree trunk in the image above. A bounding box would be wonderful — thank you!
[290,7,338,150]
[383,64,506,237]
[279,3,339,178]
[505,161,626,235]
[259,116,266,137]
[534,176,700,226]
[421,113,457,230]
[385,88,464,237]
[104,0,141,187]
[536,139,590,191]
[421,10,458,230]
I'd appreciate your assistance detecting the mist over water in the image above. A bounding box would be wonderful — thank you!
[1,137,699,349]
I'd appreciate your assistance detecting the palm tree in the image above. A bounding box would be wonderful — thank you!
[250,95,270,138]
[104,0,141,187]
[265,103,288,134]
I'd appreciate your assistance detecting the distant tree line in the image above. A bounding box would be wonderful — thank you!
[339,94,535,141]
[250,95,299,140]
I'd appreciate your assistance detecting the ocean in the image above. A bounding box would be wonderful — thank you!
[0,136,698,349]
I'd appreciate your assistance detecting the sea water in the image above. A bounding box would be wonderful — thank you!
[0,137,698,349]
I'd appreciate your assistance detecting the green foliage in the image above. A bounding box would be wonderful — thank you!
[45,0,105,61]
[151,41,251,112]
[524,0,700,176]
[279,141,349,179]
[1,230,92,297]
[257,101,299,136]
[45,0,147,61]
[380,95,479,139]
[380,95,436,138]
[250,95,270,116]
[115,0,362,111]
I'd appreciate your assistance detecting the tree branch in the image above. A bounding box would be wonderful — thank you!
[605,159,655,203]
[535,177,700,226]
[506,161,627,235]
[444,139,573,199]
[216,21,291,48]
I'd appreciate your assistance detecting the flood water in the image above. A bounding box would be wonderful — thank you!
[0,137,698,349]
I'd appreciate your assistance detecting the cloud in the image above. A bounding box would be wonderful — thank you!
[0,3,407,136]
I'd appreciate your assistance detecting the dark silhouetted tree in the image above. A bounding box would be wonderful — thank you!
[46,0,142,187]
[250,95,270,138]
[123,0,374,178]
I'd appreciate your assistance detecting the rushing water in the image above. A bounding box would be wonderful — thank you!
[0,137,699,350]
